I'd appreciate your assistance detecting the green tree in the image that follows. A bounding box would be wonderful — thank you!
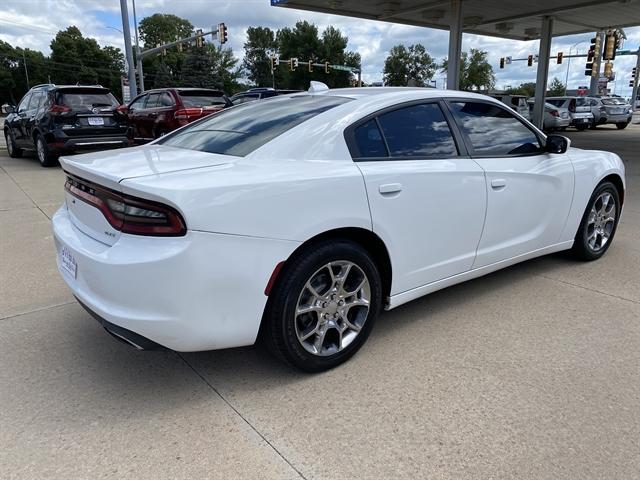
[138,14,193,48]
[547,77,565,96]
[442,48,494,91]
[505,82,536,97]
[182,44,240,93]
[383,44,436,86]
[242,26,277,87]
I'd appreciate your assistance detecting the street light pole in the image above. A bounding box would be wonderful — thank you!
[132,0,144,92]
[564,41,584,95]
[119,0,137,98]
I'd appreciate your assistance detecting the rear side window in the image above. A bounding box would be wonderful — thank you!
[145,93,161,109]
[353,120,387,158]
[159,95,352,157]
[160,92,174,107]
[180,90,227,107]
[449,101,541,156]
[56,89,118,111]
[377,103,457,158]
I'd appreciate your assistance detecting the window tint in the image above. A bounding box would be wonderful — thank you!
[353,120,387,158]
[129,95,146,110]
[179,90,227,107]
[145,93,161,109]
[160,95,351,157]
[57,89,118,111]
[377,103,457,157]
[450,101,541,156]
[159,92,174,107]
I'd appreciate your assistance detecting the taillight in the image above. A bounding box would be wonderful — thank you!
[64,174,186,236]
[550,109,559,117]
[174,108,203,120]
[50,104,71,115]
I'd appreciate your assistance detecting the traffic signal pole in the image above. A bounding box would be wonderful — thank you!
[119,0,137,98]
[633,51,640,110]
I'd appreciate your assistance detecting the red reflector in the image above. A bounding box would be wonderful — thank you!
[50,104,71,114]
[174,108,203,120]
[64,174,186,237]
[264,261,285,296]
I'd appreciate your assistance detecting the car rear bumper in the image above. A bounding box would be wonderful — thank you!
[50,134,131,152]
[52,204,299,352]
[605,113,632,123]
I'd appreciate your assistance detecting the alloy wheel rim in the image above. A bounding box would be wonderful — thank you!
[586,192,616,251]
[6,133,13,154]
[37,139,45,163]
[294,260,370,357]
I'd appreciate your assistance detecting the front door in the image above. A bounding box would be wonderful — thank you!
[350,101,487,295]
[446,100,574,268]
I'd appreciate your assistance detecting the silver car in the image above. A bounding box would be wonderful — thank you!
[546,97,594,130]
[527,100,571,131]
[592,97,633,129]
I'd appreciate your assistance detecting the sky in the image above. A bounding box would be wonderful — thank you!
[1,0,639,96]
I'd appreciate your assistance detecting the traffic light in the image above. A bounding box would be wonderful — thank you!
[603,32,617,61]
[631,67,637,87]
[585,35,601,77]
[527,54,533,67]
[308,59,313,72]
[585,62,594,77]
[499,57,505,69]
[325,62,330,73]
[270,55,279,73]
[195,29,204,48]
[557,51,563,64]
[217,23,228,44]
[603,61,613,78]
[289,58,299,71]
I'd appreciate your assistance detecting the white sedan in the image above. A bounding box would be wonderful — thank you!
[53,85,625,372]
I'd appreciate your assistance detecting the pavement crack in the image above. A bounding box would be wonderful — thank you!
[0,301,76,321]
[0,163,52,220]
[177,353,309,480]
[540,275,639,305]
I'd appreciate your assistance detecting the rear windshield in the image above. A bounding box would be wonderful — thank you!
[56,89,119,111]
[179,90,227,107]
[546,99,565,107]
[159,95,352,157]
[601,97,625,105]
[575,98,590,106]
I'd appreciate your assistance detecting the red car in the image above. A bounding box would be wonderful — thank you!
[124,88,232,143]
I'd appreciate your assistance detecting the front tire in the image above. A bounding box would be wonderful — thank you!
[4,130,23,158]
[35,133,58,167]
[616,122,628,130]
[571,181,620,261]
[263,240,382,372]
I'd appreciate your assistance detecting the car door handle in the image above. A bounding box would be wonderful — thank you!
[379,183,403,195]
[491,179,507,189]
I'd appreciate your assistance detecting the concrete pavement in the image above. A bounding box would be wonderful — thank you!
[1,125,639,479]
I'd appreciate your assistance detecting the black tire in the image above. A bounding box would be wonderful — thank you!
[35,133,58,167]
[575,124,588,131]
[4,130,23,158]
[616,122,628,130]
[571,181,620,261]
[263,239,382,372]
[589,121,597,130]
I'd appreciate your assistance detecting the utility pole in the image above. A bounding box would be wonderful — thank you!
[22,52,29,88]
[632,49,640,111]
[132,0,144,92]
[119,0,137,98]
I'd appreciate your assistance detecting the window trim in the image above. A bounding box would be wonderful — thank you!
[344,99,469,162]
[443,97,547,159]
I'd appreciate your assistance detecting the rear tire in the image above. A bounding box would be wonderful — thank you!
[575,124,588,131]
[4,130,23,158]
[35,133,58,167]
[571,181,620,261]
[616,122,628,130]
[263,240,382,372]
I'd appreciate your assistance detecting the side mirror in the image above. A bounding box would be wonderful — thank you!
[1,104,15,114]
[546,134,570,154]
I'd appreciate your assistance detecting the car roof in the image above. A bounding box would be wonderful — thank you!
[305,86,494,103]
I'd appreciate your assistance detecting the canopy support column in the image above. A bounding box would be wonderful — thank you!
[447,0,463,90]
[532,16,553,129]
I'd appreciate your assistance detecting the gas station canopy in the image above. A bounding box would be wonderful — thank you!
[271,0,640,41]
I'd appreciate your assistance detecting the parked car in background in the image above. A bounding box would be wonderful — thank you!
[546,96,594,130]
[527,100,571,131]
[126,88,232,143]
[3,84,129,167]
[53,86,625,372]
[489,94,531,120]
[592,97,633,129]
[230,87,302,105]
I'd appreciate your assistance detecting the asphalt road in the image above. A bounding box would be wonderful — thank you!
[1,124,638,479]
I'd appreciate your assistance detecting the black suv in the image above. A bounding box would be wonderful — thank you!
[3,84,130,167]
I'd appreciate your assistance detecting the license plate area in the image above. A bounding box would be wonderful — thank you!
[60,245,77,279]
[88,117,105,126]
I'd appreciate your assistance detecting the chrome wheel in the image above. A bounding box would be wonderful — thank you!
[295,260,370,357]
[36,138,46,164]
[586,192,616,251]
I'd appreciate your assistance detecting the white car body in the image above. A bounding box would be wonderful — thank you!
[52,88,626,352]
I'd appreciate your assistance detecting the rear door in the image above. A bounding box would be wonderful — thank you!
[140,92,161,138]
[351,101,486,294]
[446,100,574,267]
[12,92,33,147]
[127,94,148,141]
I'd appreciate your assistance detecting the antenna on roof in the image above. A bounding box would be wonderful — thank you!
[308,81,329,93]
